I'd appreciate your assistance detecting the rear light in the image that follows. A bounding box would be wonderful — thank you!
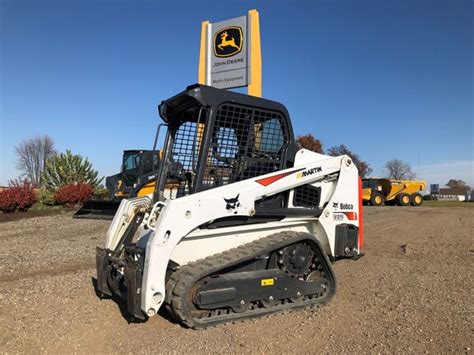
[358,176,364,249]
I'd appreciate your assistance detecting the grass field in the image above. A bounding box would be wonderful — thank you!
[423,200,474,208]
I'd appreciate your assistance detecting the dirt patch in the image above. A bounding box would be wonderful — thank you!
[0,209,72,223]
[0,206,472,353]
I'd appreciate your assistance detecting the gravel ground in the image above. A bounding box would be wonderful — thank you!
[0,206,472,353]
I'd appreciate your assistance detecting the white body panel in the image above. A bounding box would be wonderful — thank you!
[169,218,319,265]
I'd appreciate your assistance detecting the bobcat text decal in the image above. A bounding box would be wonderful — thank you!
[333,202,354,210]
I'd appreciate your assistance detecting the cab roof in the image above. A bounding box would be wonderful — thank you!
[158,84,291,125]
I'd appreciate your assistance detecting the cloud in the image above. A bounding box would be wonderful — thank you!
[419,160,474,188]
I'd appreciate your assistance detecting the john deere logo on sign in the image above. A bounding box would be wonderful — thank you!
[214,27,243,57]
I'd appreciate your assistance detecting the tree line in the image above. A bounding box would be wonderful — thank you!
[296,134,471,190]
[14,135,102,189]
[12,133,471,191]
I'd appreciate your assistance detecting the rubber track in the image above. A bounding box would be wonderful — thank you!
[166,231,336,329]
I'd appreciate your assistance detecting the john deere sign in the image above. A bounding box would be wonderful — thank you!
[207,16,247,88]
[198,10,262,96]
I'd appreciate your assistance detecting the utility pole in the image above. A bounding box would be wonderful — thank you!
[417,151,421,180]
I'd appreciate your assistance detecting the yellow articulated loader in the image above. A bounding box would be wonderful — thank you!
[362,178,426,206]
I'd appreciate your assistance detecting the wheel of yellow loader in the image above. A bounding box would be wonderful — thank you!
[410,193,423,206]
[396,193,410,206]
[370,192,384,206]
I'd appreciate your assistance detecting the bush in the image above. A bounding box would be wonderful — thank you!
[0,190,16,212]
[42,150,103,190]
[0,180,37,212]
[38,189,56,206]
[54,183,93,208]
[93,187,110,200]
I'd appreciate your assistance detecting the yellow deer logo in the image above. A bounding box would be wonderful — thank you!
[214,27,243,57]
[218,31,239,51]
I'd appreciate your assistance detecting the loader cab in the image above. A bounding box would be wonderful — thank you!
[105,150,161,200]
[121,150,160,187]
[121,150,142,186]
[155,84,299,205]
[361,178,393,204]
[362,178,379,191]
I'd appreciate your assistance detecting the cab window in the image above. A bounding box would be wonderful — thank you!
[123,153,140,171]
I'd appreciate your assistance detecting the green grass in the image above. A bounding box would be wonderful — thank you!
[423,200,474,208]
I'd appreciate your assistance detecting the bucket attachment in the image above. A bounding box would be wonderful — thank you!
[73,200,121,220]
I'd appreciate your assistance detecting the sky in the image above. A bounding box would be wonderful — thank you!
[1,0,473,188]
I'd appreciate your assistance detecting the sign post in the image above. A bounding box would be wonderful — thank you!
[198,9,262,97]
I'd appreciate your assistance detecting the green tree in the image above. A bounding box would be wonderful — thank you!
[42,150,103,189]
[446,179,470,192]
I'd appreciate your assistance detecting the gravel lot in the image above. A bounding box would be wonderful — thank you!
[1,206,472,353]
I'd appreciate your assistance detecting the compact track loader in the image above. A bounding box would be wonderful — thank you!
[96,85,363,328]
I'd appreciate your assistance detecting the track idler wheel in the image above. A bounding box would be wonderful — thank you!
[278,243,314,276]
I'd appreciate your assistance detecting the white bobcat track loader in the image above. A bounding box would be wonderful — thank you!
[96,84,364,328]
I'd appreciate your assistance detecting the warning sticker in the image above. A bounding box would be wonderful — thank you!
[260,278,274,286]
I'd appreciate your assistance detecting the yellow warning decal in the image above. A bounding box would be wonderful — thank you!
[261,278,274,286]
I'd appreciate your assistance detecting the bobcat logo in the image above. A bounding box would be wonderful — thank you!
[214,27,243,58]
[224,194,241,210]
